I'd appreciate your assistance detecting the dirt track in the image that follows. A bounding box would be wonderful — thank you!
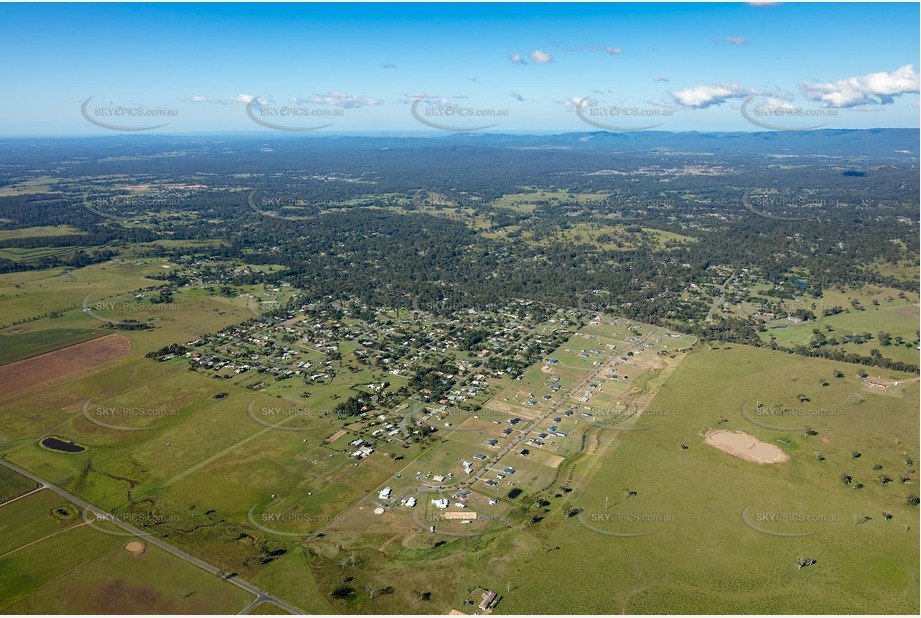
[0,333,132,403]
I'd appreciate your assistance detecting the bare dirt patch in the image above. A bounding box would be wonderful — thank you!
[483,399,512,414]
[0,333,132,403]
[124,540,146,555]
[705,429,789,464]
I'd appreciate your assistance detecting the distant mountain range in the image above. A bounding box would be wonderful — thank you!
[2,128,917,163]
[314,128,919,159]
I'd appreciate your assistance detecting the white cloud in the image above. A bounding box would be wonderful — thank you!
[746,96,796,112]
[748,2,780,6]
[557,96,594,110]
[401,92,436,104]
[653,75,670,82]
[726,37,749,46]
[381,64,397,69]
[399,93,457,106]
[605,46,623,55]
[798,65,920,108]
[509,53,526,64]
[849,104,886,113]
[291,92,382,108]
[181,94,271,105]
[230,94,268,105]
[183,95,227,104]
[666,83,759,109]
[530,49,553,64]
[509,91,526,102]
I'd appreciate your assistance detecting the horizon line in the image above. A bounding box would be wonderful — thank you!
[1,127,919,140]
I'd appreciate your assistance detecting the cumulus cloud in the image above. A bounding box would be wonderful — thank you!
[399,93,458,106]
[726,37,749,46]
[291,92,382,108]
[798,64,920,108]
[665,83,760,109]
[509,53,526,64]
[230,94,269,105]
[557,96,594,110]
[530,49,553,64]
[745,95,797,112]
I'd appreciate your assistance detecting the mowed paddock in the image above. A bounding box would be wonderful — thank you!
[0,333,131,403]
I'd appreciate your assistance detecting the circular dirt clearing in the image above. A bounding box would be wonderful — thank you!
[124,540,146,555]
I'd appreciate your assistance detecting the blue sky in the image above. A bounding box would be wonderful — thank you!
[0,2,918,135]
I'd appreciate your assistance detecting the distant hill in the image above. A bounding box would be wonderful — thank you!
[342,128,920,159]
[1,128,917,165]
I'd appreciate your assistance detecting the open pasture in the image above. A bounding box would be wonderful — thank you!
[497,344,919,614]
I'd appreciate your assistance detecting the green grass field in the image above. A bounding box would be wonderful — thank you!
[0,490,253,614]
[0,246,80,263]
[0,225,86,241]
[0,466,38,503]
[496,344,919,614]
[0,259,167,326]
[0,270,915,615]
[0,328,104,366]
[749,286,920,366]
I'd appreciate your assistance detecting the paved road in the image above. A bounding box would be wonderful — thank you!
[706,273,735,322]
[423,326,658,495]
[0,459,304,616]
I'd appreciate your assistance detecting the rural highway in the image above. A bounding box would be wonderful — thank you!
[0,459,305,615]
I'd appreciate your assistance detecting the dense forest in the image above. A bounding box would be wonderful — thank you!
[0,132,917,371]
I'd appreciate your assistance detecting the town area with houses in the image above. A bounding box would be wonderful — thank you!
[242,311,697,577]
[145,292,697,604]
[152,298,577,409]
[146,299,590,462]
